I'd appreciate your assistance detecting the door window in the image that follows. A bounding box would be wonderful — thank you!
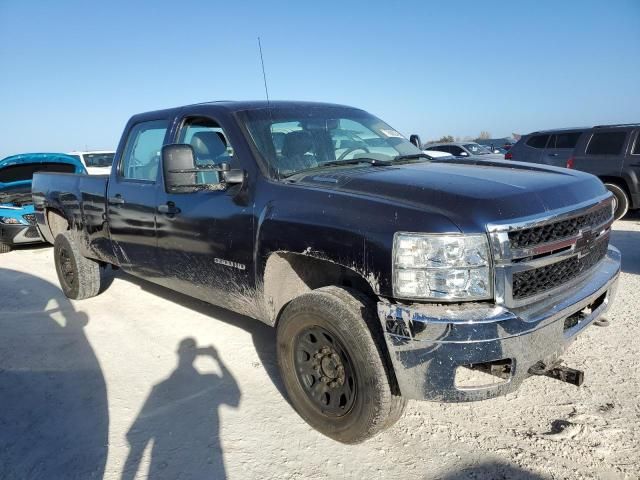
[526,135,549,149]
[586,132,627,155]
[547,132,582,149]
[178,117,234,185]
[120,120,169,181]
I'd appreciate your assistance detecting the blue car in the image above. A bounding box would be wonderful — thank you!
[0,153,86,253]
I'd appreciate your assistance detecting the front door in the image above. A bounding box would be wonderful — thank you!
[154,116,255,315]
[108,119,169,279]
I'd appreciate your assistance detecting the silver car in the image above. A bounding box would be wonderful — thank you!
[424,142,505,160]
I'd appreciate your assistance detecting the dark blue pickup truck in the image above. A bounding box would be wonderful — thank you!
[32,101,621,443]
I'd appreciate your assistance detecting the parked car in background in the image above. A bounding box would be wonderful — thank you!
[68,150,115,175]
[508,124,640,219]
[420,149,455,160]
[476,138,516,152]
[424,142,504,160]
[0,153,86,253]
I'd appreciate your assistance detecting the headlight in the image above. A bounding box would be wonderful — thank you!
[393,233,492,300]
[0,216,27,225]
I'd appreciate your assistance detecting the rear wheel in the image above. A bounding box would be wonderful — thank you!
[54,231,101,300]
[277,286,406,444]
[604,183,629,220]
[0,243,11,254]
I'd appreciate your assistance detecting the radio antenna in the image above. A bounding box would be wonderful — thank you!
[258,37,270,105]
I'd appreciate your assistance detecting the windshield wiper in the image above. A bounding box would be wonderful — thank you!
[321,158,394,167]
[281,158,393,179]
[393,153,433,162]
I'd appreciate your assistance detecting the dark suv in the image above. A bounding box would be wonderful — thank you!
[508,124,640,219]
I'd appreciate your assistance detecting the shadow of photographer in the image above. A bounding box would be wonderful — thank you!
[121,338,240,480]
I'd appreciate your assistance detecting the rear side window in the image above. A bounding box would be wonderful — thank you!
[586,132,627,155]
[526,135,549,149]
[547,132,582,149]
[120,120,169,181]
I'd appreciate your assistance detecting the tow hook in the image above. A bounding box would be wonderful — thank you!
[528,361,584,387]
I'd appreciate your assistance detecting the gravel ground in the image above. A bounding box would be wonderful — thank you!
[0,213,639,480]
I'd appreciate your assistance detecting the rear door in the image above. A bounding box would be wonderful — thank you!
[575,129,629,178]
[622,128,640,206]
[107,119,170,278]
[515,134,549,164]
[541,131,583,167]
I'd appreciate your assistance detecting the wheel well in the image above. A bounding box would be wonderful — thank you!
[599,176,630,198]
[47,209,69,240]
[264,252,377,326]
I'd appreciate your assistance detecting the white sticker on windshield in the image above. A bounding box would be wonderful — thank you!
[380,129,405,138]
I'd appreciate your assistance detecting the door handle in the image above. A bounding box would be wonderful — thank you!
[548,153,559,157]
[158,202,181,215]
[630,163,640,167]
[108,195,125,205]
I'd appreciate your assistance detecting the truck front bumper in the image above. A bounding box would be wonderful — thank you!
[378,246,621,402]
[0,223,44,246]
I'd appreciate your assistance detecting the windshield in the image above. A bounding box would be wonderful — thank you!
[238,106,422,177]
[83,153,114,167]
[0,162,76,183]
[463,143,491,155]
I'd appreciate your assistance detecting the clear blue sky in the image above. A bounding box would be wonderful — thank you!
[0,0,639,157]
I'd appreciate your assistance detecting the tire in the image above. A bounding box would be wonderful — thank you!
[53,231,101,300]
[0,243,11,254]
[277,286,406,444]
[604,183,629,220]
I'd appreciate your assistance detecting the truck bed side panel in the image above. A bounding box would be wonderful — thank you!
[32,172,117,264]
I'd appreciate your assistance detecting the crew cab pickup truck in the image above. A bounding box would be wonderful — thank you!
[32,101,621,443]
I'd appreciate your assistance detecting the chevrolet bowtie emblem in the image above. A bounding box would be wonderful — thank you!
[575,228,598,258]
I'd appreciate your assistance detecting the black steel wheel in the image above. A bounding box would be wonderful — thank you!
[54,231,102,300]
[294,326,357,417]
[277,286,406,444]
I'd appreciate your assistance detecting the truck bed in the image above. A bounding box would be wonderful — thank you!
[32,172,112,260]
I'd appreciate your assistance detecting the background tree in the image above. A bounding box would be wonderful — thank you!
[477,131,492,140]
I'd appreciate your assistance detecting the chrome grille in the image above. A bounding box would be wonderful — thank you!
[22,214,37,225]
[509,204,611,249]
[488,195,614,308]
[512,239,609,300]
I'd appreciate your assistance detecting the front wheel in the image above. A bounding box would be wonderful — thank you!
[604,183,629,220]
[277,286,406,444]
[54,231,102,300]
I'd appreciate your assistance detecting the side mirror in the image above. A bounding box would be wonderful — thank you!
[459,151,469,157]
[162,144,198,193]
[409,134,422,148]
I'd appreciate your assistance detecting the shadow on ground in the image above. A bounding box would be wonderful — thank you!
[113,270,287,400]
[0,268,108,479]
[612,210,640,275]
[121,338,240,480]
[436,461,548,479]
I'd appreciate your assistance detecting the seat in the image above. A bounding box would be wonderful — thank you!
[190,131,227,164]
[280,131,318,172]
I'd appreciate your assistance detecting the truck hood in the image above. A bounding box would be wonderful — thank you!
[293,159,608,232]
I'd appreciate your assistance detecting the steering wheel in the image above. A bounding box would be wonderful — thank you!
[337,146,370,161]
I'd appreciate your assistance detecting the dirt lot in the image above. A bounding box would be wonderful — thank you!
[1,214,639,480]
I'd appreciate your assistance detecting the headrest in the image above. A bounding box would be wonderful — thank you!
[190,131,227,158]
[282,131,312,158]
